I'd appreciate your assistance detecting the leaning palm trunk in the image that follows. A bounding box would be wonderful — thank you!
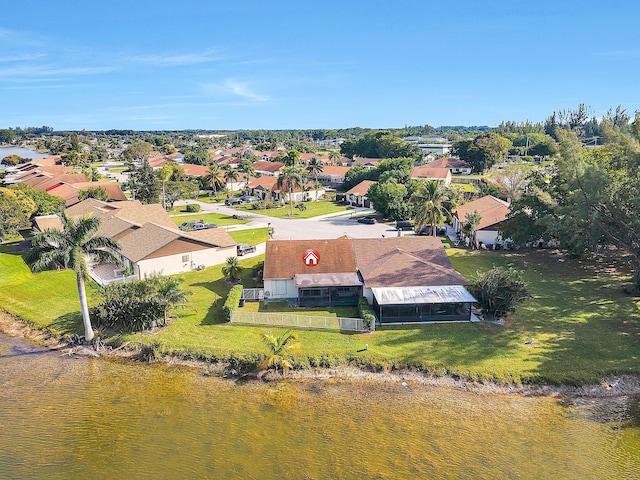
[77,274,95,341]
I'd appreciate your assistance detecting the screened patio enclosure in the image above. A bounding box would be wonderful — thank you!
[294,273,362,307]
[371,286,477,323]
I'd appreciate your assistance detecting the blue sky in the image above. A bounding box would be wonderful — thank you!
[1,0,639,131]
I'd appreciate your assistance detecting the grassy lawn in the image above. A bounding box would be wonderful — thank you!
[228,228,269,245]
[236,200,350,219]
[170,212,250,226]
[1,243,639,385]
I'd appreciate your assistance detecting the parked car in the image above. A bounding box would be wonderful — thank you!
[357,216,376,224]
[179,221,217,231]
[418,225,446,236]
[239,195,259,203]
[225,198,242,206]
[237,243,257,256]
[396,220,415,231]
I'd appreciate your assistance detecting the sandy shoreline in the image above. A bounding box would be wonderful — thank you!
[2,309,639,398]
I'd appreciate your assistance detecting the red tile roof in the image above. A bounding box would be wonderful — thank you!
[253,161,284,173]
[410,166,451,179]
[453,195,510,230]
[345,180,375,196]
[426,157,470,169]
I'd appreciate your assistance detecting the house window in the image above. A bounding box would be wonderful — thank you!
[182,255,190,263]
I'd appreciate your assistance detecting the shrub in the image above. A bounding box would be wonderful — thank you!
[223,284,243,321]
[358,297,376,332]
[470,266,529,318]
[185,203,200,212]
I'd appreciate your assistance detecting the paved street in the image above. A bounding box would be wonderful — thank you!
[175,200,402,240]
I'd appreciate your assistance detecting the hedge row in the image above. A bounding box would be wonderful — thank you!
[223,284,243,321]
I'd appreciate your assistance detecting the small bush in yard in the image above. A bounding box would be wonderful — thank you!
[358,297,376,331]
[223,284,243,321]
[185,203,200,212]
[470,266,529,318]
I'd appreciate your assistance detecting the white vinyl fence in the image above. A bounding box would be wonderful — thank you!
[231,311,367,332]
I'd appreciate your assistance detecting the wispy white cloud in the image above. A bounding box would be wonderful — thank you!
[0,64,117,79]
[201,79,270,102]
[128,50,226,66]
[0,53,46,63]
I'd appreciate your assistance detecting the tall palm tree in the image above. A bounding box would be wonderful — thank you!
[158,164,171,210]
[277,166,305,217]
[203,164,225,196]
[306,157,324,182]
[238,159,256,179]
[223,165,239,188]
[259,329,300,374]
[26,213,121,342]
[410,180,450,236]
[328,150,341,165]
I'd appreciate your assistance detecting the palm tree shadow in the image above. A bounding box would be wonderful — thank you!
[50,311,84,337]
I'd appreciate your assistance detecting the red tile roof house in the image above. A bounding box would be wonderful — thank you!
[315,166,352,187]
[452,195,511,248]
[47,198,238,285]
[344,180,375,207]
[410,166,452,185]
[247,176,325,202]
[263,236,476,323]
[426,157,472,174]
[252,160,285,177]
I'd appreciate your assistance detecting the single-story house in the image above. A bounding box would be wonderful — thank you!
[316,166,352,187]
[452,195,510,247]
[427,157,472,174]
[57,198,237,284]
[252,161,284,177]
[410,166,452,185]
[344,180,375,207]
[263,236,476,323]
[247,176,325,202]
[350,157,382,169]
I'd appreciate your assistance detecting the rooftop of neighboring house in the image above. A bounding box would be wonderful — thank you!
[181,164,209,177]
[410,166,451,179]
[317,166,351,176]
[453,195,510,230]
[345,180,376,197]
[351,157,383,167]
[252,160,284,173]
[426,157,471,169]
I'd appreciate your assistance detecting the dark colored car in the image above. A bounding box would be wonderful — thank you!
[225,198,242,206]
[396,220,415,231]
[357,216,376,224]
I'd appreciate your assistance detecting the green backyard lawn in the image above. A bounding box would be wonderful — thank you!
[1,243,639,385]
[170,211,250,226]
[228,228,269,245]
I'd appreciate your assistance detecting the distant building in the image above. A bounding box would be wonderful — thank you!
[426,157,472,175]
[410,166,452,185]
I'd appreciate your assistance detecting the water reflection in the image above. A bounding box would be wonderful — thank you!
[1,333,639,479]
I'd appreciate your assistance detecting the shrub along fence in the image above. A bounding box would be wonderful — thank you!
[230,311,367,332]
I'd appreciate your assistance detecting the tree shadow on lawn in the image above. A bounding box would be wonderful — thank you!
[49,311,84,337]
[375,322,522,368]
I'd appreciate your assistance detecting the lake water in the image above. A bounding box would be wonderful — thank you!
[0,146,49,165]
[1,333,639,479]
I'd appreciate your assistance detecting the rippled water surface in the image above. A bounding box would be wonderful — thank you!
[1,334,639,479]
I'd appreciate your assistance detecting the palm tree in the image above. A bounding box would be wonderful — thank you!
[203,164,225,196]
[150,275,193,326]
[328,150,341,165]
[222,256,242,281]
[238,159,256,179]
[463,210,482,249]
[223,165,239,188]
[26,213,121,342]
[259,329,300,375]
[306,157,324,182]
[277,166,305,217]
[410,180,450,236]
[158,164,171,210]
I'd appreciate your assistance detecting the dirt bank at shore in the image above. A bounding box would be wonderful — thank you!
[2,309,639,398]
